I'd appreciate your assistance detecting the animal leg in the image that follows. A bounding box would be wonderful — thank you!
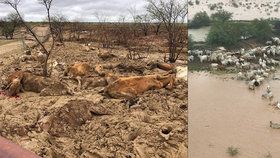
[76,76,82,91]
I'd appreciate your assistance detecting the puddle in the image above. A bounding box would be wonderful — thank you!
[189,72,280,158]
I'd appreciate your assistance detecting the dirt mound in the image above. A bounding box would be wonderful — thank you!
[39,99,109,137]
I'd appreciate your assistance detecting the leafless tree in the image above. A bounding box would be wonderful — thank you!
[146,0,187,63]
[69,19,83,41]
[1,0,56,77]
[94,12,111,48]
[150,15,162,35]
[128,5,140,37]
[0,12,21,39]
[135,14,151,36]
[50,14,68,44]
[113,15,132,46]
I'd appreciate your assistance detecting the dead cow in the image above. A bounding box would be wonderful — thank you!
[64,62,104,90]
[105,73,175,99]
[4,71,73,96]
[64,62,91,77]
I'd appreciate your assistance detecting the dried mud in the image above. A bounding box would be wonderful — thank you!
[0,40,187,158]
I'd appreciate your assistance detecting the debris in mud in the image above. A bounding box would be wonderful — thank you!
[97,50,116,61]
[262,85,273,100]
[270,121,280,129]
[159,126,174,140]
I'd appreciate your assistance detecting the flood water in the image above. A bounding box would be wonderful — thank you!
[189,27,211,42]
[189,0,280,20]
[189,72,280,158]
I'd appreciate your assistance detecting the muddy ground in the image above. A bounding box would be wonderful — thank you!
[0,36,187,157]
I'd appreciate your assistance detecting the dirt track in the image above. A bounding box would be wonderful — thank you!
[0,36,187,157]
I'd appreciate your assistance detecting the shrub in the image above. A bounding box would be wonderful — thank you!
[1,22,15,39]
[211,10,233,22]
[251,19,272,42]
[227,146,239,157]
[188,1,194,6]
[228,22,255,40]
[188,35,194,50]
[274,20,280,34]
[209,4,218,10]
[189,11,210,29]
[206,21,240,47]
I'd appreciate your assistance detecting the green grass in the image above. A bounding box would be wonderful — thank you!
[227,146,239,157]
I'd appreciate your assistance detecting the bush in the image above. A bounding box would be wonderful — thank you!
[206,21,241,47]
[273,20,280,34]
[1,22,15,39]
[188,1,194,6]
[188,35,194,50]
[211,10,233,22]
[189,11,210,29]
[238,23,254,39]
[251,19,272,42]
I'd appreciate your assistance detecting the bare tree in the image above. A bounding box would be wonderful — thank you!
[0,12,21,39]
[94,12,111,48]
[50,14,68,44]
[1,0,56,77]
[128,5,140,37]
[146,0,187,63]
[150,14,162,35]
[69,18,83,41]
[135,14,151,36]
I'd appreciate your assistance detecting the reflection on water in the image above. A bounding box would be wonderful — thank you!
[189,26,211,42]
[189,72,280,158]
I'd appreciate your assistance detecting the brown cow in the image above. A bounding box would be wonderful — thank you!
[105,73,175,99]
[4,71,73,96]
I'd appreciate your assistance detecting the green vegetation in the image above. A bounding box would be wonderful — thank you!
[206,21,240,47]
[227,146,239,157]
[273,20,280,35]
[206,10,273,47]
[188,35,194,50]
[189,11,210,29]
[210,10,233,22]
[251,19,272,42]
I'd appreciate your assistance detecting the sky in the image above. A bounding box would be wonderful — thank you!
[0,0,148,22]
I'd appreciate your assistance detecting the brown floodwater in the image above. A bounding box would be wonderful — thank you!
[189,72,280,158]
[189,0,280,20]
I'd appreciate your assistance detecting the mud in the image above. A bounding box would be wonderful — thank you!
[189,72,280,158]
[0,37,187,158]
